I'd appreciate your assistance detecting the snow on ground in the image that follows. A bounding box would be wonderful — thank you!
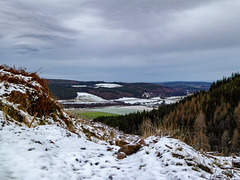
[0,81,28,96]
[59,92,112,105]
[95,83,123,88]
[72,85,87,88]
[0,69,42,92]
[113,97,157,105]
[112,96,185,106]
[0,69,32,83]
[0,79,40,97]
[164,96,186,105]
[76,92,108,102]
[1,115,240,180]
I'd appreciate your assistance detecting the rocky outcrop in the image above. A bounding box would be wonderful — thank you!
[118,144,142,155]
[115,139,129,147]
[136,139,146,146]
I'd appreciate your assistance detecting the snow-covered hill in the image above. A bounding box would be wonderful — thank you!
[1,118,240,180]
[76,92,108,103]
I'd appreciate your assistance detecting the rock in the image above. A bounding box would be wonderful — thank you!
[118,144,141,155]
[115,139,129,147]
[117,152,127,159]
[232,159,240,168]
[107,146,114,151]
[137,139,146,146]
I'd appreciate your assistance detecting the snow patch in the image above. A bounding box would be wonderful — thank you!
[95,83,123,88]
[113,97,159,105]
[71,85,87,88]
[76,92,108,102]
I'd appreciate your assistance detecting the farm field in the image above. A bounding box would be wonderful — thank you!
[66,105,153,119]
[74,111,118,119]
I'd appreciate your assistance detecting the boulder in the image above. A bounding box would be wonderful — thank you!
[117,152,127,159]
[118,144,141,155]
[137,139,146,146]
[115,139,129,147]
[232,159,240,168]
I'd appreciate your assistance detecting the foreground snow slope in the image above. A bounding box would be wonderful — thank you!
[1,118,240,180]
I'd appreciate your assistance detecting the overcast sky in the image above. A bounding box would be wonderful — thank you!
[0,0,240,82]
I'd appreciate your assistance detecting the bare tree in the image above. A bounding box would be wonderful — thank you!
[193,111,209,151]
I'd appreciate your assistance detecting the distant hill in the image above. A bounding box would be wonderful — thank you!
[47,79,210,100]
[155,81,211,94]
[94,73,240,154]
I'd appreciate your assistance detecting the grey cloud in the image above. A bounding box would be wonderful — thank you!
[0,0,240,82]
[11,44,39,54]
[16,34,73,44]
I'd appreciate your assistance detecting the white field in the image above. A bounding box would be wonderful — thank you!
[76,92,108,102]
[95,83,123,88]
[72,85,87,88]
[113,97,160,105]
[112,96,183,105]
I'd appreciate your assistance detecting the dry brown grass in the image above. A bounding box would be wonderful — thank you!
[0,65,71,127]
[139,118,158,138]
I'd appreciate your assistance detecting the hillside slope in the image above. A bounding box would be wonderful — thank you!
[0,65,72,129]
[95,73,240,154]
[156,81,211,94]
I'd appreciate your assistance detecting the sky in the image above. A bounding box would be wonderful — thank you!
[0,0,240,82]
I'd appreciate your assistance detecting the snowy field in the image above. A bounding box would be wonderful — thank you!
[76,92,108,102]
[59,92,110,104]
[71,83,123,88]
[95,83,123,88]
[72,85,87,88]
[113,97,157,105]
[112,96,184,105]
[59,92,184,107]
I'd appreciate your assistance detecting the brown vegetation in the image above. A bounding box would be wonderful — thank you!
[118,144,142,155]
[0,65,72,128]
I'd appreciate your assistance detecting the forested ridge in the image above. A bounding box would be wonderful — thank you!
[47,79,210,100]
[94,73,240,154]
